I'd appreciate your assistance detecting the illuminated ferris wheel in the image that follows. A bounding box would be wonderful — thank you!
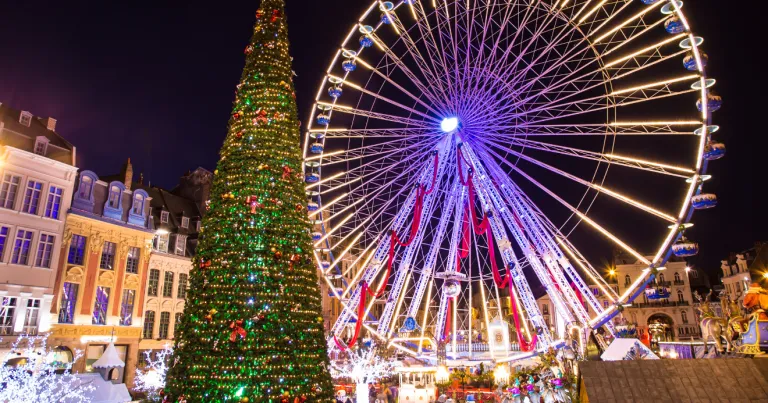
[302,0,721,363]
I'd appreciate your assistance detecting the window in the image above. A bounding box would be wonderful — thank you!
[196,220,201,232]
[92,286,110,325]
[44,186,63,219]
[174,312,183,336]
[658,273,665,283]
[177,273,188,300]
[126,247,140,274]
[119,290,136,326]
[0,297,17,335]
[22,180,43,214]
[78,176,93,199]
[148,269,160,296]
[100,241,116,270]
[107,186,121,208]
[624,275,631,286]
[0,174,21,209]
[19,111,32,127]
[674,272,681,282]
[158,312,171,339]
[677,290,684,302]
[155,233,169,253]
[174,235,187,256]
[689,270,698,278]
[23,299,40,335]
[143,311,155,339]
[58,282,79,324]
[542,304,549,315]
[34,138,48,156]
[131,193,144,215]
[162,272,174,298]
[603,300,609,308]
[681,310,688,324]
[11,229,34,265]
[160,211,169,223]
[35,234,55,268]
[181,217,189,229]
[68,234,87,265]
[0,226,9,261]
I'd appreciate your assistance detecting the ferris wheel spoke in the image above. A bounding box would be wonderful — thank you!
[365,32,448,109]
[482,122,697,137]
[483,137,695,178]
[308,127,439,139]
[327,74,439,120]
[474,144,651,266]
[317,101,438,127]
[386,4,455,108]
[352,58,444,116]
[481,142,677,223]
[313,135,436,167]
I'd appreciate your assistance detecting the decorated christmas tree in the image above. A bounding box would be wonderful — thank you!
[165,1,335,401]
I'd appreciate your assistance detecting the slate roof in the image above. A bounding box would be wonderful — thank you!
[133,184,202,257]
[579,358,768,402]
[0,102,74,151]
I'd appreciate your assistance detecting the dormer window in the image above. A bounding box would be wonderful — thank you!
[108,186,121,208]
[33,137,49,156]
[132,193,144,215]
[181,217,189,229]
[160,211,169,223]
[77,175,94,199]
[19,111,32,127]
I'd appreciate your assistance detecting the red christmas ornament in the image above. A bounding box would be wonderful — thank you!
[295,203,304,212]
[253,109,268,125]
[255,9,264,19]
[246,196,263,213]
[244,45,253,55]
[299,395,307,403]
[200,260,212,269]
[273,251,283,260]
[289,253,301,270]
[271,198,283,207]
[236,130,244,139]
[229,320,246,342]
[233,111,243,120]
[282,165,293,180]
[271,9,281,23]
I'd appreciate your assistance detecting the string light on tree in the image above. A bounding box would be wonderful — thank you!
[164,0,334,401]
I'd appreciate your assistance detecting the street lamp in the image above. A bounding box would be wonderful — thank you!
[493,365,510,386]
[435,366,449,383]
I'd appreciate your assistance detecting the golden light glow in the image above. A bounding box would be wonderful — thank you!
[611,74,699,96]
[604,34,687,68]
[593,0,665,43]
[578,0,608,24]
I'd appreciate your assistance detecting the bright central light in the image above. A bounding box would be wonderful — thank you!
[441,117,459,132]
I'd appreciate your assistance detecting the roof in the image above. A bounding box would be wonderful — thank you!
[0,102,74,151]
[92,343,125,369]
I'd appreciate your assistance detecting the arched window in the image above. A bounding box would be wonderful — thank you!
[624,275,631,286]
[674,272,681,282]
[132,193,144,215]
[677,290,684,302]
[681,310,688,324]
[78,176,93,199]
[108,186,121,208]
[108,368,120,381]
[658,273,665,283]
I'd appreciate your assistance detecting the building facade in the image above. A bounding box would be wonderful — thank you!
[48,162,155,387]
[0,104,77,339]
[719,243,767,305]
[138,184,203,356]
[537,283,619,338]
[613,253,700,342]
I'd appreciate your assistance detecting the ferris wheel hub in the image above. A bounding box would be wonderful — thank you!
[440,117,459,133]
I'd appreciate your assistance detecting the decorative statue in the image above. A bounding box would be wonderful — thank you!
[694,290,730,354]
[740,283,768,354]
[720,292,748,345]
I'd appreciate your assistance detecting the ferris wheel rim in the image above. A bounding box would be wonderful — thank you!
[303,0,716,357]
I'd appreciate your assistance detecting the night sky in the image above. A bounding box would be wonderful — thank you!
[0,1,763,281]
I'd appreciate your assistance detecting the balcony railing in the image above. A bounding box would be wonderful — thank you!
[632,300,689,308]
[445,342,522,353]
[673,280,685,286]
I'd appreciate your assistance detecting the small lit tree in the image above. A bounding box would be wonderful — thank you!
[134,345,173,402]
[0,335,94,403]
[329,347,394,403]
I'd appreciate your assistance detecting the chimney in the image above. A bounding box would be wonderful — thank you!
[44,117,57,131]
[123,158,134,190]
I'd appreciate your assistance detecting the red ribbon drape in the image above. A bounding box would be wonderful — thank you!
[335,154,440,350]
[508,292,537,352]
